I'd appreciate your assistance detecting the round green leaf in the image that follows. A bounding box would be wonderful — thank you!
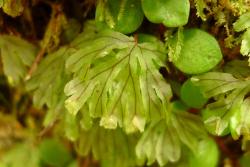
[39,139,72,167]
[180,79,208,109]
[141,0,190,27]
[189,138,219,167]
[172,29,223,74]
[95,0,144,34]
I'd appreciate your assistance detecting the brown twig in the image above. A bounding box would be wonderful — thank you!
[25,48,46,80]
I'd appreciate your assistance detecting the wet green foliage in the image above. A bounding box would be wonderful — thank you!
[1,0,250,167]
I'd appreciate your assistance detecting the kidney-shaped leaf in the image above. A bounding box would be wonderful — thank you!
[96,0,144,34]
[171,29,222,74]
[142,0,190,27]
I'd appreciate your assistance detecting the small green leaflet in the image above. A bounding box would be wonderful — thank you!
[194,0,207,21]
[64,27,172,133]
[64,109,80,141]
[191,72,246,97]
[192,72,250,138]
[233,12,250,32]
[230,98,250,140]
[136,110,207,166]
[233,12,250,61]
[240,29,250,58]
[223,60,250,79]
[166,27,184,62]
[75,123,141,167]
[0,35,37,85]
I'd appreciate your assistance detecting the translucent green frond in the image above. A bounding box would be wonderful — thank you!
[136,109,207,166]
[26,47,70,108]
[64,26,172,133]
[24,22,97,127]
[26,46,76,126]
[192,71,250,138]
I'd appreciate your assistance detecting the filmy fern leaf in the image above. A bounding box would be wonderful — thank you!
[64,27,172,133]
[26,47,70,109]
[26,47,73,126]
[25,21,98,126]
